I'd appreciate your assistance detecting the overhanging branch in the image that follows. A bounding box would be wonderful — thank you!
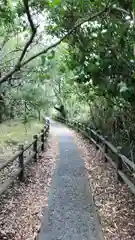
[111,6,133,19]
[0,0,37,84]
[16,0,37,64]
[0,4,110,84]
[21,6,109,66]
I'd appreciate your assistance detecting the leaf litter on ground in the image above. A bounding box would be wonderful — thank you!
[0,133,58,240]
[73,131,135,240]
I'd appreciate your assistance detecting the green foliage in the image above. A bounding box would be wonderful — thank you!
[1,0,135,161]
[42,0,135,161]
[48,0,62,8]
[0,120,44,161]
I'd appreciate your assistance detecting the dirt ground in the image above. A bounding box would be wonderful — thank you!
[0,133,59,240]
[73,131,135,240]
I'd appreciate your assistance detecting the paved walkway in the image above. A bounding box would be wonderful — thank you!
[38,122,103,240]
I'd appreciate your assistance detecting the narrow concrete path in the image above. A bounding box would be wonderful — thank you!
[38,122,103,240]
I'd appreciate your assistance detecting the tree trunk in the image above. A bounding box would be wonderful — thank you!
[38,110,41,121]
[54,104,66,119]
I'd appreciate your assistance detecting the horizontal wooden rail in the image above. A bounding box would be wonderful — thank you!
[23,141,34,152]
[63,118,135,196]
[120,154,135,171]
[0,168,21,196]
[0,151,22,171]
[0,121,50,196]
[118,170,135,195]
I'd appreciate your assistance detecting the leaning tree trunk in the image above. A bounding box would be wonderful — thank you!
[54,104,66,119]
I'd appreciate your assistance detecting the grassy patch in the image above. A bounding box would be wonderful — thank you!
[0,120,44,161]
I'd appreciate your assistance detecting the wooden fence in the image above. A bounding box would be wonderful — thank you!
[0,123,50,196]
[66,119,135,196]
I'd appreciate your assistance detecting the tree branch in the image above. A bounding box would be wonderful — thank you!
[16,0,37,64]
[22,6,109,64]
[0,5,110,84]
[0,0,37,84]
[111,6,133,19]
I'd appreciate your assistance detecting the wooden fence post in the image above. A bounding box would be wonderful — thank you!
[44,125,48,147]
[104,142,108,162]
[47,122,50,132]
[87,128,91,141]
[33,135,38,162]
[44,125,47,138]
[95,134,99,150]
[19,144,25,181]
[46,124,49,137]
[116,153,123,182]
[41,129,45,152]
[78,122,81,132]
